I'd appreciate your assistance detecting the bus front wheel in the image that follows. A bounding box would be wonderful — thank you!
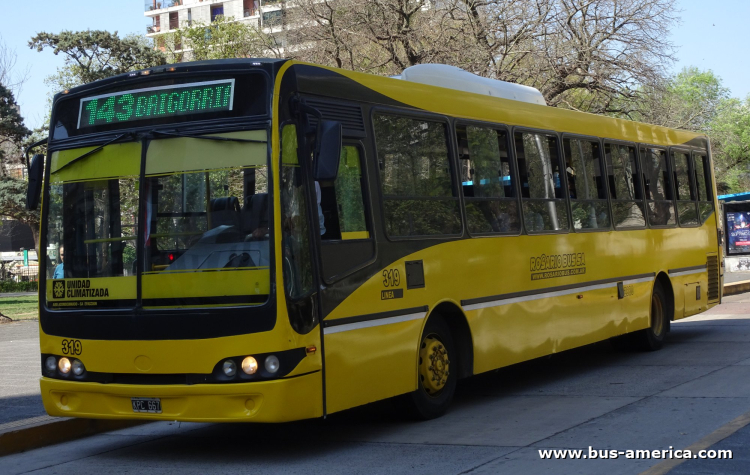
[402,316,457,420]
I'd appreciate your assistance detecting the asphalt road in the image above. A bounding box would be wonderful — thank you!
[3,296,750,474]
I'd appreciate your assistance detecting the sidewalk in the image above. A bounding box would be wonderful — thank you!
[0,292,37,298]
[0,320,143,455]
[0,321,45,425]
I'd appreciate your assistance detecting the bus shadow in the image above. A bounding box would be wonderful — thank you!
[98,318,749,466]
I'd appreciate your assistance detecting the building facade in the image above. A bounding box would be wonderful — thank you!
[144,0,286,54]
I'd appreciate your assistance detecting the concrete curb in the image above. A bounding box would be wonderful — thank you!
[0,415,145,457]
[724,279,750,296]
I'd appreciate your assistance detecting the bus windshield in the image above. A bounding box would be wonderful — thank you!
[44,130,271,310]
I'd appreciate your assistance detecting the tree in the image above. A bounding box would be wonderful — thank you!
[0,83,30,172]
[0,176,39,248]
[0,35,30,96]
[631,67,729,130]
[0,82,37,248]
[163,16,282,62]
[287,0,482,74]
[286,0,679,114]
[709,97,750,194]
[29,30,166,91]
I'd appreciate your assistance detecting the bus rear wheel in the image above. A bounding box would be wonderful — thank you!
[402,316,457,420]
[636,283,670,351]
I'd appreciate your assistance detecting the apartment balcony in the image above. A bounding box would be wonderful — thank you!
[146,25,162,34]
[144,0,182,12]
[244,8,259,17]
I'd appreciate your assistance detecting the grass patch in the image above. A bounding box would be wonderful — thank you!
[0,296,39,321]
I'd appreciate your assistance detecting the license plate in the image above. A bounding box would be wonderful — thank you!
[131,397,162,414]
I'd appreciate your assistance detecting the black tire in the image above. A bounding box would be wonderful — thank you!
[401,316,457,420]
[635,283,671,351]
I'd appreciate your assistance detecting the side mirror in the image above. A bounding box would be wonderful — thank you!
[26,154,44,211]
[313,120,342,181]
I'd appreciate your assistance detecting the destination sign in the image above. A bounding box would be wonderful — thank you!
[78,79,235,128]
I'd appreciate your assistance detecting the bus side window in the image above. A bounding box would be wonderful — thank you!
[604,142,646,229]
[563,137,610,231]
[514,131,569,233]
[693,152,714,222]
[457,124,520,234]
[320,146,369,241]
[319,145,375,281]
[373,113,462,237]
[640,147,676,227]
[671,150,699,226]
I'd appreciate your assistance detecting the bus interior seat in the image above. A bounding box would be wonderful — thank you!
[242,193,269,236]
[210,196,241,228]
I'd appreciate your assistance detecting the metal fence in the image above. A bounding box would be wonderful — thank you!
[0,262,39,283]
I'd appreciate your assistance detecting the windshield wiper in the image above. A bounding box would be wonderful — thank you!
[151,130,267,144]
[53,132,135,174]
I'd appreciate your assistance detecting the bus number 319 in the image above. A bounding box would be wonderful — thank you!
[383,269,401,288]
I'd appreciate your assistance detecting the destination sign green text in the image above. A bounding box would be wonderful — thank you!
[78,79,234,128]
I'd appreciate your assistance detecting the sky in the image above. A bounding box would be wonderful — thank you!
[1,0,748,130]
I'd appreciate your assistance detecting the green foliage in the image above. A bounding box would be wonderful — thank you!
[0,83,30,163]
[164,16,279,61]
[0,75,37,248]
[0,281,38,293]
[0,175,39,241]
[709,96,750,193]
[29,30,166,91]
[626,67,729,130]
[122,245,136,273]
[672,67,728,113]
[335,147,366,233]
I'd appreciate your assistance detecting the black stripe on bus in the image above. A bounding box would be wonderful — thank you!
[323,305,429,328]
[142,295,270,307]
[461,273,656,307]
[668,265,707,274]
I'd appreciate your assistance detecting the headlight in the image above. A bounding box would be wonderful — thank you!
[72,359,85,376]
[58,357,71,374]
[265,355,279,374]
[242,356,258,375]
[45,356,57,373]
[222,359,237,377]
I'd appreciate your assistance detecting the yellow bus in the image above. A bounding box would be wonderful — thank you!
[28,59,722,422]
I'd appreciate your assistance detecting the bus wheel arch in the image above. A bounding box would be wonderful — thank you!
[655,272,675,322]
[429,301,474,380]
[402,301,472,419]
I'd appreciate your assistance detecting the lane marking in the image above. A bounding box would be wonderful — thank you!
[639,409,750,475]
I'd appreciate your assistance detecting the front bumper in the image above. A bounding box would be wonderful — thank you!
[40,371,322,423]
